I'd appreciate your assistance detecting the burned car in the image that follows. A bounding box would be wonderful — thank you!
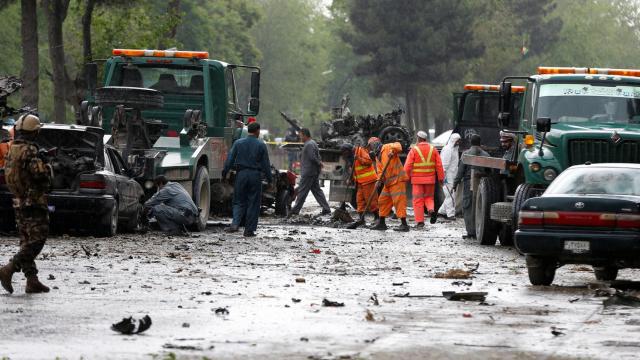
[515,164,640,285]
[0,124,144,237]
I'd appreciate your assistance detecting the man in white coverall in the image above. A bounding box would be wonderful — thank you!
[438,133,461,220]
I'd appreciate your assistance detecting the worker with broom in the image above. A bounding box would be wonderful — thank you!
[368,137,410,232]
[341,143,379,221]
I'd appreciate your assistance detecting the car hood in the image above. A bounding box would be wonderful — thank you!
[546,123,640,145]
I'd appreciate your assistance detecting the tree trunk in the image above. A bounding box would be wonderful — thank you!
[81,0,95,62]
[404,87,417,134]
[44,0,70,123]
[158,0,181,49]
[21,0,38,109]
[418,90,430,136]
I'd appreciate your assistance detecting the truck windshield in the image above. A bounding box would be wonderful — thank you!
[537,83,640,124]
[115,65,203,95]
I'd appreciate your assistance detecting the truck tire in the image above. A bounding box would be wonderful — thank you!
[95,86,164,109]
[512,183,541,232]
[475,177,500,246]
[275,188,292,217]
[526,255,556,286]
[499,225,514,246]
[192,166,210,231]
[379,126,411,151]
[97,201,118,237]
[594,266,618,281]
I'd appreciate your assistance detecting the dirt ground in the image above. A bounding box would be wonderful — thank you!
[2,193,640,359]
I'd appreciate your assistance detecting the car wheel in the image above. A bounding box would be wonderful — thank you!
[123,203,142,233]
[594,266,618,281]
[526,255,556,286]
[97,201,118,237]
[192,166,210,231]
[475,177,500,246]
[275,188,292,217]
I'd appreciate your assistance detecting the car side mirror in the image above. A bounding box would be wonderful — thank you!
[536,117,552,133]
[498,81,512,128]
[85,62,98,97]
[249,71,260,114]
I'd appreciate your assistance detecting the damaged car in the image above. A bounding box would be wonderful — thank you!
[0,124,144,236]
[515,163,640,285]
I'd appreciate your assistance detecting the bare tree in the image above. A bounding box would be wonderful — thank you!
[21,0,38,108]
[43,0,70,123]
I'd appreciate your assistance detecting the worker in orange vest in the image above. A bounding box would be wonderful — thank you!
[0,127,15,168]
[368,137,410,232]
[404,131,445,228]
[347,143,379,219]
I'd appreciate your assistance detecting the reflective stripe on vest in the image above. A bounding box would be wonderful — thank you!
[412,144,435,174]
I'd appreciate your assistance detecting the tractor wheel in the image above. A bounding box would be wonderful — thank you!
[475,177,500,246]
[95,86,164,109]
[379,126,411,151]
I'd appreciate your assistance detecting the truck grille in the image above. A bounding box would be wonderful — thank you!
[568,139,640,166]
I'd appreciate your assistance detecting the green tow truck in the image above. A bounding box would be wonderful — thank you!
[81,48,295,230]
[462,67,640,246]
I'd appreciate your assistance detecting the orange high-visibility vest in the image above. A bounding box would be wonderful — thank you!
[353,146,377,185]
[411,143,436,177]
[0,141,12,168]
[377,142,408,186]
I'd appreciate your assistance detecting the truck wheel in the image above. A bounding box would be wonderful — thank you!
[95,86,164,109]
[594,266,618,281]
[475,177,500,246]
[512,183,541,232]
[275,189,292,217]
[97,201,118,237]
[192,167,210,231]
[379,126,411,151]
[499,225,514,246]
[526,255,556,286]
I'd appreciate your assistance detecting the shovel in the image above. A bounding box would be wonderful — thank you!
[332,160,356,223]
[347,153,394,229]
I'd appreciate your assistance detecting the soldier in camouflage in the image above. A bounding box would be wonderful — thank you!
[0,114,52,294]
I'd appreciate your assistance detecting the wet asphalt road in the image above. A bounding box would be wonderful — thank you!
[2,207,640,359]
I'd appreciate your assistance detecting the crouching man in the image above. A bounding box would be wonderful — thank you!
[144,175,199,235]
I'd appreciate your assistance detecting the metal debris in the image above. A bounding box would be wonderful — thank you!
[111,315,152,335]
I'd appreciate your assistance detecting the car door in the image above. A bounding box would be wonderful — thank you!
[106,147,135,216]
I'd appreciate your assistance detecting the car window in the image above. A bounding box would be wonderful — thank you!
[545,167,640,196]
[107,149,126,175]
[103,150,114,172]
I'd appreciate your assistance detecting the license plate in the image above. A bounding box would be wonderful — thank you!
[564,240,590,253]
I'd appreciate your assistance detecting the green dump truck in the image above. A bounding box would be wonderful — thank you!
[462,67,640,246]
[81,48,295,230]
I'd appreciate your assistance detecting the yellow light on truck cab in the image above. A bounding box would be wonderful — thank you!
[524,134,535,147]
[112,49,209,59]
[588,68,640,77]
[538,67,589,75]
[464,84,525,93]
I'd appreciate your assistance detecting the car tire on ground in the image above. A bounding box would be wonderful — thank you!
[97,201,118,237]
[594,266,618,281]
[192,166,210,231]
[95,86,164,110]
[122,203,142,233]
[275,188,292,217]
[526,255,556,286]
[475,177,500,246]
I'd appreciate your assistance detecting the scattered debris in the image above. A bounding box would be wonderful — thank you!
[300,337,309,342]
[434,269,472,279]
[81,245,92,257]
[454,343,513,349]
[310,249,321,254]
[551,326,566,336]
[451,281,472,286]
[322,298,345,307]
[568,297,580,303]
[162,343,203,351]
[214,307,230,315]
[369,293,379,306]
[462,313,472,318]
[442,291,488,302]
[392,281,408,286]
[393,293,441,298]
[602,341,640,347]
[201,291,212,295]
[111,315,152,335]
[365,309,375,321]
[295,277,306,283]
[47,274,55,280]
[182,323,190,328]
[603,291,640,308]
[292,298,302,303]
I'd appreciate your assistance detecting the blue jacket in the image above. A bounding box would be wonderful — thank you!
[223,135,272,183]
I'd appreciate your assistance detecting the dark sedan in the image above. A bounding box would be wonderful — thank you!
[515,163,640,285]
[0,124,144,237]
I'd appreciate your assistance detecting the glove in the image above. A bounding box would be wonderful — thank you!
[389,150,395,157]
[369,151,376,160]
[375,180,383,192]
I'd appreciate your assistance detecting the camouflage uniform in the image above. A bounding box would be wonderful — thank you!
[4,139,51,277]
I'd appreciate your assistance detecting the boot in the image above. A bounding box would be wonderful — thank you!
[395,218,410,232]
[370,216,387,230]
[373,212,380,220]
[415,222,425,229]
[0,261,17,294]
[25,275,50,294]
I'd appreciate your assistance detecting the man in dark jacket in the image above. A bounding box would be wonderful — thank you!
[453,134,489,239]
[144,175,199,235]
[290,128,331,216]
[223,122,272,237]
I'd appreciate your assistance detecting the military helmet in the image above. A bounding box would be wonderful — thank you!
[15,114,41,132]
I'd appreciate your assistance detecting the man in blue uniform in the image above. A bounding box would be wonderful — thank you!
[223,122,272,237]
[144,175,199,235]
